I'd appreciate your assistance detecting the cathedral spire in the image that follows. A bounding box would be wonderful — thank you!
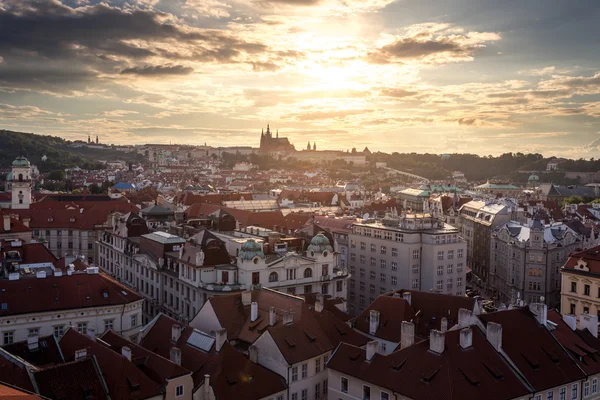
[276,129,278,138]
[313,142,316,151]
[307,141,311,151]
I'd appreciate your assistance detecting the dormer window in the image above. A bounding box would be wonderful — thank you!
[70,217,76,223]
[48,217,54,223]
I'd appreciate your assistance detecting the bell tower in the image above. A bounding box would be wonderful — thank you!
[10,155,32,209]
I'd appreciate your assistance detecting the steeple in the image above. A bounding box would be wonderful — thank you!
[96,135,99,144]
[313,142,316,151]
[88,135,91,144]
[276,129,278,138]
[307,142,311,151]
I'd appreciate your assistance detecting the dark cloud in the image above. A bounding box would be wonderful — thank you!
[120,65,194,76]
[457,117,477,126]
[379,88,418,98]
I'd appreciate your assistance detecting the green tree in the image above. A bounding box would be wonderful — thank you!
[47,170,65,181]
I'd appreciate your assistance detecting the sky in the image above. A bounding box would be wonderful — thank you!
[1,0,600,157]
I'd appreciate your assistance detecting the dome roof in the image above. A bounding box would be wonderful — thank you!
[12,156,30,168]
[239,239,264,261]
[307,233,333,254]
[528,174,539,181]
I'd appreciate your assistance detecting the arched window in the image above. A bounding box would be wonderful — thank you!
[18,174,23,182]
[269,272,278,282]
[304,268,313,278]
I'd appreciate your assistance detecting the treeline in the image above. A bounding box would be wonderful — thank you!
[0,130,143,173]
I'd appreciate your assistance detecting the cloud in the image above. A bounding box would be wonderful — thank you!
[368,25,500,64]
[379,88,418,98]
[285,109,374,121]
[120,65,194,76]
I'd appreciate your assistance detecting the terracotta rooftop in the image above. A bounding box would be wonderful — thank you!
[563,245,600,274]
[33,357,110,400]
[0,272,142,317]
[354,295,416,342]
[328,327,531,400]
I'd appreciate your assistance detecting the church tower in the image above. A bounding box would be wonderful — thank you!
[313,142,316,151]
[10,155,32,209]
[96,135,99,144]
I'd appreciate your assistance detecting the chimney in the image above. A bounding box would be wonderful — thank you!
[315,294,324,313]
[401,321,415,349]
[22,217,30,228]
[402,291,412,305]
[251,302,258,322]
[172,324,182,343]
[249,345,258,363]
[86,326,96,340]
[283,310,294,325]
[204,374,210,399]
[269,306,277,326]
[215,328,227,352]
[429,330,445,354]
[369,310,380,335]
[366,340,379,361]
[122,346,132,361]
[486,322,503,352]
[3,215,10,232]
[441,317,448,333]
[529,303,548,326]
[242,290,252,306]
[27,335,39,352]
[581,314,599,338]
[75,349,87,360]
[458,308,474,328]
[460,327,473,349]
[170,347,182,365]
[562,314,577,331]
[392,292,401,298]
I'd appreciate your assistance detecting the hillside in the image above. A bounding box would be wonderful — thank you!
[0,130,144,173]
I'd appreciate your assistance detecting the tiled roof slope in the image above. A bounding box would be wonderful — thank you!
[33,357,110,400]
[139,314,286,400]
[0,272,142,317]
[328,328,531,400]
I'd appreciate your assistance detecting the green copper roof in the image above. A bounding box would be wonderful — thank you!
[12,156,30,167]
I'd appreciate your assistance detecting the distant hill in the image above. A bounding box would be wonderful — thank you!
[0,130,144,173]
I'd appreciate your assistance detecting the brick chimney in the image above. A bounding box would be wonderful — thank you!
[440,317,448,333]
[369,310,380,335]
[402,291,412,305]
[315,294,324,313]
[486,322,502,352]
[215,328,227,352]
[283,310,294,325]
[269,306,277,326]
[459,327,473,349]
[458,308,474,328]
[366,340,379,361]
[429,330,445,354]
[562,314,577,331]
[170,347,182,365]
[3,215,10,232]
[401,321,415,349]
[529,303,548,326]
[242,290,252,306]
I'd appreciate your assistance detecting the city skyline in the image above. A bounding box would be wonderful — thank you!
[1,0,600,156]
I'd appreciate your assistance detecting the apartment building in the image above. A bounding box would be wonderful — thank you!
[0,269,143,345]
[490,218,583,307]
[347,213,466,315]
[97,212,348,325]
[458,200,516,288]
[561,245,600,324]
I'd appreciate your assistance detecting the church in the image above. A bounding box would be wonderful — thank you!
[5,155,32,209]
[259,125,295,152]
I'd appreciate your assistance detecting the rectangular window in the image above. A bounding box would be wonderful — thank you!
[381,392,390,400]
[437,251,444,260]
[360,282,366,291]
[412,250,419,259]
[131,314,137,327]
[380,246,386,255]
[292,394,298,400]
[370,271,376,280]
[359,294,365,304]
[584,382,590,397]
[392,248,398,257]
[351,253,356,261]
[447,264,453,274]
[315,383,321,399]
[370,257,376,266]
[176,385,184,397]
[457,249,464,258]
[412,279,419,289]
[412,265,419,274]
[573,384,578,399]
[292,366,298,382]
[547,391,553,400]
[28,327,39,336]
[457,263,463,273]
[447,250,454,259]
[437,265,443,275]
[360,242,366,250]
[3,331,14,345]
[585,284,591,296]
[301,363,308,378]
[54,325,64,338]
[457,277,463,287]
[323,379,328,396]
[437,280,443,290]
[592,379,598,394]
[559,387,566,400]
[315,358,321,373]
[360,255,365,264]
[363,385,371,400]
[571,282,577,293]
[380,259,386,269]
[341,377,348,393]
[391,276,397,286]
[447,279,453,289]
[380,274,386,283]
[77,322,87,334]
[301,389,307,400]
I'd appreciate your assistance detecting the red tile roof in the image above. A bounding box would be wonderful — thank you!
[0,242,57,265]
[354,296,416,342]
[328,327,531,400]
[33,357,110,400]
[0,216,31,234]
[563,245,600,274]
[99,330,189,384]
[2,335,63,368]
[0,272,142,317]
[59,329,163,400]
[139,314,286,400]
[0,348,36,394]
[185,204,286,230]
[480,308,585,391]
[0,383,42,399]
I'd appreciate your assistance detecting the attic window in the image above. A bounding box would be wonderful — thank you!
[284,337,296,348]
[348,350,362,361]
[304,330,316,342]
[127,377,140,393]
[390,358,407,372]
[542,347,561,364]
[48,217,54,222]
[521,352,540,370]
[421,367,440,383]
[103,292,109,299]
[472,363,497,382]
[1,303,7,311]
[460,368,480,386]
[70,217,76,223]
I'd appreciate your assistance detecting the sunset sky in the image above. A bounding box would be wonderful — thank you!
[1,0,599,156]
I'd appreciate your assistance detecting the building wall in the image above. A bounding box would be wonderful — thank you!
[0,298,143,345]
[165,375,194,400]
[561,270,600,323]
[33,228,95,261]
[347,223,466,315]
[328,368,392,400]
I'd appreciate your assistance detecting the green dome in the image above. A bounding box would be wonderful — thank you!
[239,239,264,261]
[307,233,333,254]
[12,156,30,168]
[528,174,539,182]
